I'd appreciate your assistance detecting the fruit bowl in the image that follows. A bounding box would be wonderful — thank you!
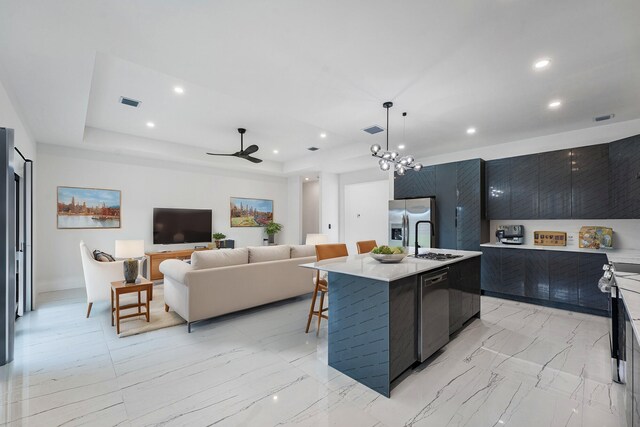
[370,253,408,264]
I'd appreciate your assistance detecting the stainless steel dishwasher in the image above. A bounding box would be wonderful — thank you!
[419,268,450,362]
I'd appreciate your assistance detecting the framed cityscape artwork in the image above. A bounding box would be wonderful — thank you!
[57,186,121,229]
[230,197,273,227]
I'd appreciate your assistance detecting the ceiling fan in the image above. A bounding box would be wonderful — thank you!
[206,128,262,163]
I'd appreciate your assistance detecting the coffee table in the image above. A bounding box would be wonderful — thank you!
[110,279,153,334]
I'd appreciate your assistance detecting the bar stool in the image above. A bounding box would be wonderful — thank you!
[305,243,349,335]
[356,240,377,254]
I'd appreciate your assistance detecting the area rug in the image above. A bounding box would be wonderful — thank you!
[116,285,185,337]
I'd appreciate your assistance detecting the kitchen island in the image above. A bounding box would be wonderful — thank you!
[300,249,482,397]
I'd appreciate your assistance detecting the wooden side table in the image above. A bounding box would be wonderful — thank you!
[110,279,153,334]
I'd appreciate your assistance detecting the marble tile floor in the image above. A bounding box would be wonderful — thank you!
[0,288,626,426]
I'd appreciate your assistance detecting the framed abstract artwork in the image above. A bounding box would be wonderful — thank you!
[230,197,273,227]
[57,186,121,229]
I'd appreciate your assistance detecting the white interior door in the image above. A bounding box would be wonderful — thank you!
[344,180,389,254]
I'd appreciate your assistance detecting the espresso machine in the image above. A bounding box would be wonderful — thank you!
[495,225,525,245]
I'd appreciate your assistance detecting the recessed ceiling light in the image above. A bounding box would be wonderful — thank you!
[320,133,327,138]
[173,86,184,94]
[273,149,279,154]
[548,100,562,109]
[398,144,405,150]
[466,127,476,135]
[146,121,155,128]
[533,58,551,70]
[305,177,310,181]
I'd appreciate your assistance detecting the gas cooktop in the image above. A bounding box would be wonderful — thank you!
[416,252,464,261]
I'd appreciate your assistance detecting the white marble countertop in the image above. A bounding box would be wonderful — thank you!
[615,270,640,343]
[299,249,482,282]
[481,243,640,261]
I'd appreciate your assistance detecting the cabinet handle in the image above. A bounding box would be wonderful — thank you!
[455,207,458,228]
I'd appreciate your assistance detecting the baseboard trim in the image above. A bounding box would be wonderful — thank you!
[481,290,609,317]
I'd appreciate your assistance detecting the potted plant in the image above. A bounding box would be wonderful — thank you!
[212,232,226,249]
[264,221,283,245]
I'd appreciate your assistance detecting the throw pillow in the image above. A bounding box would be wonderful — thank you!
[93,250,115,262]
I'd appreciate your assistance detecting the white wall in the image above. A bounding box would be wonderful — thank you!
[36,145,293,292]
[491,219,640,250]
[319,172,339,242]
[344,180,389,254]
[286,176,303,245]
[0,79,36,168]
[302,181,320,242]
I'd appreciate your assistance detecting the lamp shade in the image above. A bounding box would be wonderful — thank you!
[305,234,329,246]
[114,240,145,259]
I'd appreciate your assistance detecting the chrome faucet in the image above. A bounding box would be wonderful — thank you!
[415,220,435,257]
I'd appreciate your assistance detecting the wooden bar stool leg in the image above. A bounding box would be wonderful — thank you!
[306,283,320,333]
[116,292,121,334]
[316,290,326,336]
[146,287,150,322]
[138,291,141,315]
[110,289,114,326]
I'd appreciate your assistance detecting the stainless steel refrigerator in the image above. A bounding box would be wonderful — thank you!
[389,198,436,251]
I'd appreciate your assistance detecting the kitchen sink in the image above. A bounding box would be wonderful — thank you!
[613,262,640,274]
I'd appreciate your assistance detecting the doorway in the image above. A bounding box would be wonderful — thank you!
[302,179,320,243]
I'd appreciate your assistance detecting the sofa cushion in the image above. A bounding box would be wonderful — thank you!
[93,250,115,262]
[290,245,316,259]
[248,245,291,263]
[191,248,249,270]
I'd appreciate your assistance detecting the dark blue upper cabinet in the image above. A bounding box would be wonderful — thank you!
[571,144,610,219]
[539,149,572,219]
[510,155,539,219]
[435,162,458,250]
[394,165,436,199]
[456,159,486,251]
[610,135,640,219]
[486,159,511,219]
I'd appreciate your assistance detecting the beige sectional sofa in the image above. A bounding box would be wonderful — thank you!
[159,245,316,332]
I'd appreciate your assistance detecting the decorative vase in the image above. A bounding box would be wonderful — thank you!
[268,234,275,244]
[123,259,138,283]
[215,240,221,249]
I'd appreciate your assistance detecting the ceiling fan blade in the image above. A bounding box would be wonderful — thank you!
[243,155,263,163]
[241,144,259,156]
[206,153,234,156]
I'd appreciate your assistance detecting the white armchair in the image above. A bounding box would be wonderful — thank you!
[79,241,144,317]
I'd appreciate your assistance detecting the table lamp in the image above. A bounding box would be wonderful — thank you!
[115,240,145,283]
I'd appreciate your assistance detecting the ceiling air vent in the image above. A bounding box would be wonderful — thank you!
[594,114,614,122]
[363,125,384,135]
[307,147,319,151]
[119,96,141,107]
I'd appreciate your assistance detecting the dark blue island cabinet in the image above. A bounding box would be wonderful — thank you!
[481,246,608,315]
[326,256,481,397]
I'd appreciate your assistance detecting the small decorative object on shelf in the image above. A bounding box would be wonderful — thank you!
[534,231,567,246]
[579,226,613,249]
[265,221,283,244]
[212,233,226,249]
[115,240,145,283]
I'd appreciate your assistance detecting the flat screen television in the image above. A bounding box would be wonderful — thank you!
[153,208,212,245]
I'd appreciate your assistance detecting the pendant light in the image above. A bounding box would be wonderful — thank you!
[370,102,422,175]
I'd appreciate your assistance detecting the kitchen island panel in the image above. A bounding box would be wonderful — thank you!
[327,273,391,397]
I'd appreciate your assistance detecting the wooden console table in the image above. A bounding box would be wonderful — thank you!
[146,248,208,281]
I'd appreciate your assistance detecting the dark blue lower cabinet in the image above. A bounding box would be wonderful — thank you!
[524,249,549,300]
[549,252,579,306]
[577,253,609,311]
[481,247,502,293]
[501,248,526,297]
[482,247,607,315]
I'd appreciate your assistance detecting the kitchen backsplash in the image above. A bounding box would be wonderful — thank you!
[490,219,640,250]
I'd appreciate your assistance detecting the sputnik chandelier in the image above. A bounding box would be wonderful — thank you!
[370,101,422,175]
